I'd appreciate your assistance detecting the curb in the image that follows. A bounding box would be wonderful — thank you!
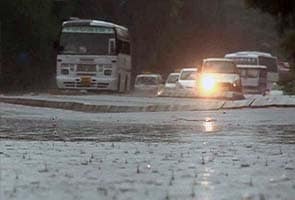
[0,95,295,113]
[159,89,245,100]
[0,97,143,113]
[0,96,223,113]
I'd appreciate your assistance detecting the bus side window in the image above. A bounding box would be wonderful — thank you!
[260,69,267,78]
[240,69,247,77]
[124,41,131,55]
[247,69,258,78]
[109,39,116,55]
[117,39,130,55]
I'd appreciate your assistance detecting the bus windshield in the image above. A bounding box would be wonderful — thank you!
[59,26,115,55]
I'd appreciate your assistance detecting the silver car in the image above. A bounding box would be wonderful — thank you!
[134,74,164,95]
[165,73,180,89]
[176,68,198,90]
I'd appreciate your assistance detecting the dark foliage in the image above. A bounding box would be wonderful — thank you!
[0,0,278,91]
[246,0,295,93]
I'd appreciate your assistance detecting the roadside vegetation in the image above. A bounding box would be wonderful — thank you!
[246,0,295,94]
[0,0,289,92]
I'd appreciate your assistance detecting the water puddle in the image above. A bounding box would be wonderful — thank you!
[255,124,295,144]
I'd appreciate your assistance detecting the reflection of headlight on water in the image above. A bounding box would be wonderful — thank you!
[157,90,163,96]
[202,117,217,132]
[201,75,216,92]
[203,121,214,132]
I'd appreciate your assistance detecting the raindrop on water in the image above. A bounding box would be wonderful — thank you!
[201,155,205,165]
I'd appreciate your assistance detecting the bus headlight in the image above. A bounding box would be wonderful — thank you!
[201,75,216,92]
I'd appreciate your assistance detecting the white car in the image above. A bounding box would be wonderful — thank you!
[134,74,164,95]
[165,73,180,89]
[197,58,243,96]
[176,68,198,90]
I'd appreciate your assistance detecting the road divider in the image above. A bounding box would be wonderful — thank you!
[158,88,245,100]
[222,98,255,109]
[0,94,294,113]
[251,95,295,108]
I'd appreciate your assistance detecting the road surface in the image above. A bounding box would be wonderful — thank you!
[0,102,295,200]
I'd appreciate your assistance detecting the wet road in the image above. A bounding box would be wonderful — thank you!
[0,103,295,200]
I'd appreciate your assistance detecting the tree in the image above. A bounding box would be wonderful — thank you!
[245,0,295,93]
[245,0,295,33]
[0,1,59,91]
[0,0,280,91]
[122,0,278,75]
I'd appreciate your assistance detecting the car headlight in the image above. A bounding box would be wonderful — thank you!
[201,75,216,92]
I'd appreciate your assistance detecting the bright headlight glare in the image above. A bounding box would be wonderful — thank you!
[201,75,216,91]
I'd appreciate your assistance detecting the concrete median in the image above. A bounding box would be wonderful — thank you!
[251,96,295,108]
[0,94,295,113]
[222,99,254,109]
[159,88,245,100]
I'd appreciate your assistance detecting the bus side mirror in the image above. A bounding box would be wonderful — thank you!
[109,39,116,55]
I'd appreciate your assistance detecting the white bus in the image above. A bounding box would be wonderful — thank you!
[225,51,278,91]
[56,19,131,92]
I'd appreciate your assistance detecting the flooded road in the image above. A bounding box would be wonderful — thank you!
[0,103,295,199]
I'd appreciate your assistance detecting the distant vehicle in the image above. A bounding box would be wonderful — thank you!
[225,51,278,91]
[238,65,267,94]
[55,19,131,92]
[165,73,180,89]
[197,58,242,96]
[134,74,164,95]
[176,68,198,90]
